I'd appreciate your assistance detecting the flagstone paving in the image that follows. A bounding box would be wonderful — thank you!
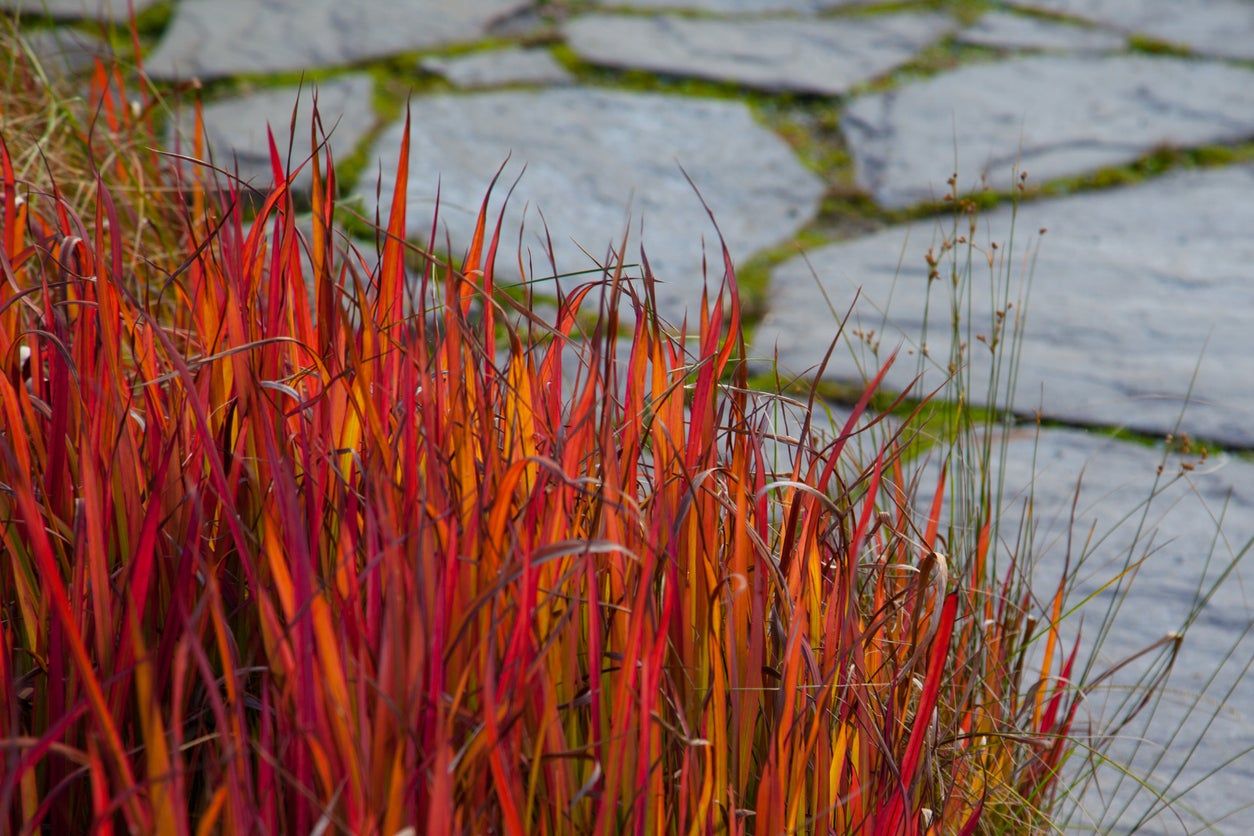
[420,47,573,89]
[1005,0,1254,61]
[21,26,109,75]
[750,164,1254,448]
[169,75,376,194]
[0,0,157,21]
[564,12,953,95]
[590,0,875,13]
[357,88,824,317]
[956,10,1127,52]
[145,0,531,80]
[842,54,1254,208]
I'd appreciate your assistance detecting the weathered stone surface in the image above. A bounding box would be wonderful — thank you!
[956,11,1126,52]
[590,0,874,12]
[420,47,572,89]
[1,0,157,21]
[358,88,824,319]
[843,55,1254,208]
[486,7,552,39]
[914,428,1254,831]
[145,0,530,80]
[20,27,110,75]
[169,76,376,194]
[1006,0,1254,60]
[564,13,953,96]
[752,165,1254,448]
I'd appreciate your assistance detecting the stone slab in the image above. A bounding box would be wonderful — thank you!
[1006,0,1254,61]
[842,54,1254,209]
[751,165,1254,448]
[590,0,876,12]
[420,47,572,89]
[357,88,824,320]
[145,0,531,80]
[913,428,1254,831]
[564,13,953,96]
[169,75,376,195]
[956,10,1126,52]
[20,27,110,75]
[486,7,551,39]
[0,0,157,21]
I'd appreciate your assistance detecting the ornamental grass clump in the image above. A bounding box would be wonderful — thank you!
[0,23,1128,835]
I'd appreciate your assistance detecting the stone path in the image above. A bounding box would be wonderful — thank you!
[842,54,1254,208]
[168,75,376,194]
[954,10,1127,52]
[3,0,157,22]
[359,89,823,312]
[8,0,1254,829]
[1005,0,1254,61]
[20,26,109,76]
[145,0,529,79]
[420,48,573,89]
[590,0,875,12]
[564,12,953,96]
[752,165,1254,448]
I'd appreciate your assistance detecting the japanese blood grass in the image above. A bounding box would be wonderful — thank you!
[0,128,1099,835]
[0,34,1096,836]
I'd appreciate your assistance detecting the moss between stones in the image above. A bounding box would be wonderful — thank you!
[937,0,994,26]
[1126,34,1193,57]
[9,1,173,45]
[1040,141,1254,196]
[854,38,1003,95]
[733,229,830,340]
[787,140,1254,257]
[550,41,780,101]
[747,367,1239,460]
[131,1,174,38]
[87,0,174,59]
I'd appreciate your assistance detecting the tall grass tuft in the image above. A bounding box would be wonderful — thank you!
[0,23,1169,834]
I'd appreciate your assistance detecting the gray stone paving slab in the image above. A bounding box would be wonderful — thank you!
[843,54,1254,209]
[486,7,552,39]
[145,0,531,80]
[915,428,1254,831]
[20,27,110,75]
[420,48,572,89]
[956,10,1126,52]
[357,88,824,320]
[1005,0,1254,61]
[1,0,157,21]
[169,76,376,194]
[564,13,953,96]
[751,165,1254,448]
[590,0,875,12]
